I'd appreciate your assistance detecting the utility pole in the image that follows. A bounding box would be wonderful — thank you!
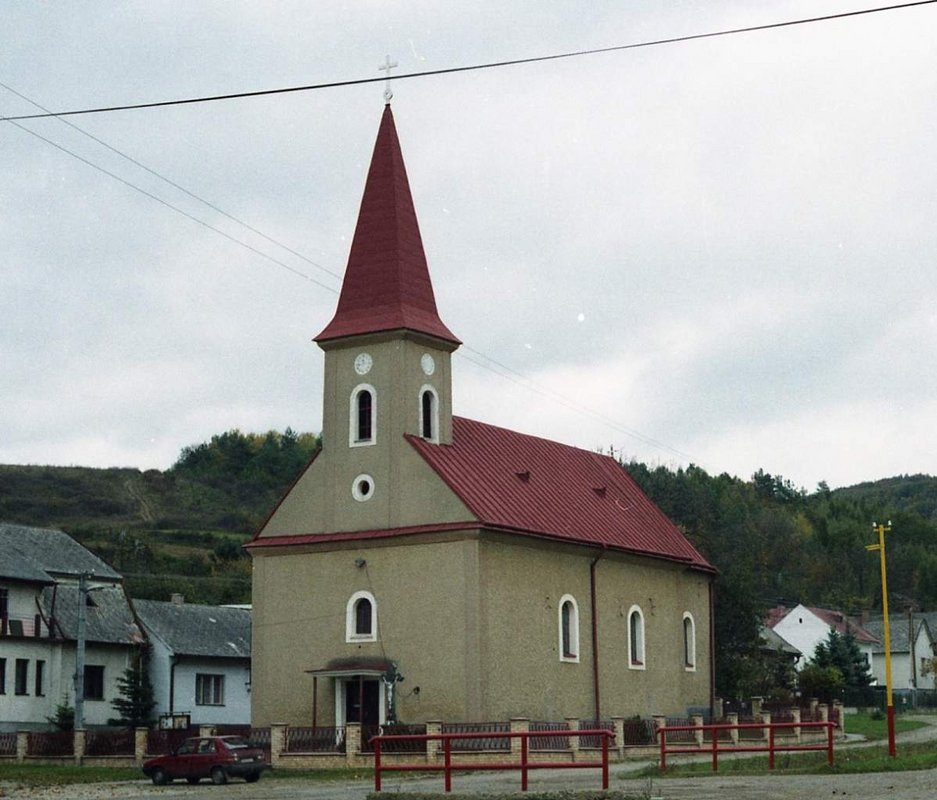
[73,572,89,730]
[866,521,895,757]
[72,572,101,730]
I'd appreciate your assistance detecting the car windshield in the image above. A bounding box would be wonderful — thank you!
[223,737,252,749]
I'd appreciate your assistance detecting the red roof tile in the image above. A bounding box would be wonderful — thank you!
[765,605,879,644]
[407,417,714,572]
[808,606,879,644]
[315,104,459,346]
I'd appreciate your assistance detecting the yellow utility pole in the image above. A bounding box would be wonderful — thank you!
[866,520,895,757]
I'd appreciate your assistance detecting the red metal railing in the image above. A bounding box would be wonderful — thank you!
[657,720,835,772]
[371,728,615,793]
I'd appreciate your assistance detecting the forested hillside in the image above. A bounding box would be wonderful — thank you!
[2,428,935,698]
[0,429,318,605]
[622,461,937,697]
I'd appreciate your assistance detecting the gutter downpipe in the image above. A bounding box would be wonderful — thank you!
[590,546,608,722]
[709,580,716,719]
[169,655,177,716]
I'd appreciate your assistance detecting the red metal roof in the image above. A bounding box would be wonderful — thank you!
[407,417,714,572]
[315,104,459,346]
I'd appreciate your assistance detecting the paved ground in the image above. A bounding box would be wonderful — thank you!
[4,719,937,800]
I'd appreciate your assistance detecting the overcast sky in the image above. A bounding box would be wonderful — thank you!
[2,1,935,491]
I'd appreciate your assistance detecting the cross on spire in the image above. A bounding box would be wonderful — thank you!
[379,55,398,102]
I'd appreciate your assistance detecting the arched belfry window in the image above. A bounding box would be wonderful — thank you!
[628,605,646,670]
[419,385,439,442]
[683,612,696,671]
[558,594,580,663]
[349,384,377,447]
[346,590,377,642]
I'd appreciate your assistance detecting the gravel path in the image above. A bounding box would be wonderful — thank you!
[4,718,937,800]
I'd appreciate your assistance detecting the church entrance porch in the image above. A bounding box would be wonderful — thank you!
[308,657,390,728]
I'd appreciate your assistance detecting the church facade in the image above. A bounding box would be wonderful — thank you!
[247,105,715,729]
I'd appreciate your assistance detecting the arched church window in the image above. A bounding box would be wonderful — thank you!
[558,594,579,662]
[420,386,439,441]
[349,384,376,447]
[346,590,377,642]
[683,612,696,670]
[628,605,646,669]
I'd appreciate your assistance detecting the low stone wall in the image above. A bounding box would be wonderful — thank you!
[0,704,845,771]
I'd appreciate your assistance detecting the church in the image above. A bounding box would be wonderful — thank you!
[247,104,715,729]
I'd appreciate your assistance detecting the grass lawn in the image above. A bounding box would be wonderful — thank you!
[844,711,927,740]
[635,712,937,779]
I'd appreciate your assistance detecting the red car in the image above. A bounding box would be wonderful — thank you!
[142,735,268,785]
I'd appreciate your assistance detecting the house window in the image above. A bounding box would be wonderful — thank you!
[683,613,696,671]
[35,659,45,696]
[0,587,8,618]
[0,658,5,694]
[628,606,645,669]
[196,673,225,706]
[15,659,28,695]
[349,384,377,446]
[346,590,378,642]
[420,386,439,441]
[558,594,580,662]
[84,665,105,700]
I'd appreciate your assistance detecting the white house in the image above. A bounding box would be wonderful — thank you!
[0,523,143,731]
[132,596,251,727]
[766,604,878,674]
[863,615,936,691]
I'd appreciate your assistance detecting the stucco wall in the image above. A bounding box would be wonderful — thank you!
[258,338,470,539]
[171,656,252,726]
[251,536,479,727]
[251,532,712,727]
[476,536,711,720]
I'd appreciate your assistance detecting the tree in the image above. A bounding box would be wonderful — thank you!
[798,664,845,703]
[47,693,75,731]
[810,629,873,687]
[109,649,156,728]
[713,570,767,699]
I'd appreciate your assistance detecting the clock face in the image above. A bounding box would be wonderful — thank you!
[355,353,374,375]
[421,353,436,376]
[354,352,373,375]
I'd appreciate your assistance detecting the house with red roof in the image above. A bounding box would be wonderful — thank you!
[247,104,715,728]
[767,604,879,675]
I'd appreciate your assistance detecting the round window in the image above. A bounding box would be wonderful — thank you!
[352,474,375,502]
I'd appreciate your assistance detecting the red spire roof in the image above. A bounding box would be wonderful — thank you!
[316,105,459,346]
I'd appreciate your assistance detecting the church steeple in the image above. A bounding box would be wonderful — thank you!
[315,104,459,346]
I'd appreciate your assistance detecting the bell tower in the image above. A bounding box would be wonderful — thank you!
[314,104,460,510]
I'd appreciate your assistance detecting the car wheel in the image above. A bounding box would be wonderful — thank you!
[186,777,200,784]
[245,771,261,783]
[210,766,228,785]
[151,768,169,786]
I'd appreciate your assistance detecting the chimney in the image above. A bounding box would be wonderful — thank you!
[171,593,184,606]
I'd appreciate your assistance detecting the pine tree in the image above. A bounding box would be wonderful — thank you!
[811,629,873,687]
[109,648,156,727]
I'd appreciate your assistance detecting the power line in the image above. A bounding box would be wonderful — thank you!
[458,346,692,461]
[3,88,695,463]
[4,117,340,293]
[2,0,934,122]
[0,81,343,283]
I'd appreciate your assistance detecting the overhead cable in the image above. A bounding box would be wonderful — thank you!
[2,1,934,122]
